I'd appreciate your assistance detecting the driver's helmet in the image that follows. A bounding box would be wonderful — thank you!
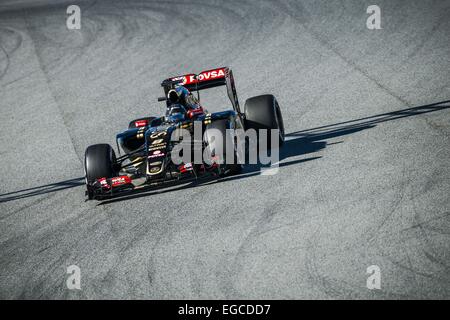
[165,103,187,123]
[167,86,190,106]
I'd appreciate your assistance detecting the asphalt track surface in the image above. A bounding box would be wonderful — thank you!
[0,0,449,299]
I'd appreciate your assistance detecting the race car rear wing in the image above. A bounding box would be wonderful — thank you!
[161,67,241,114]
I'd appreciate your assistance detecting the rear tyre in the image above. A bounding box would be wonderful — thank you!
[204,119,242,176]
[243,94,285,149]
[84,144,118,199]
[128,117,156,129]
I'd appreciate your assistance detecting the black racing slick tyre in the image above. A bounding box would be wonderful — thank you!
[84,144,118,199]
[128,117,155,129]
[204,119,242,176]
[244,94,285,149]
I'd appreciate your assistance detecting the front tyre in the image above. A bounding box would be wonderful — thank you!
[84,144,118,199]
[204,119,242,176]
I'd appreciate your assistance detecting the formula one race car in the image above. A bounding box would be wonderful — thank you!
[84,67,284,200]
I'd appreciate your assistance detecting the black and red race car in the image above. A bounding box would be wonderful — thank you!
[84,67,284,200]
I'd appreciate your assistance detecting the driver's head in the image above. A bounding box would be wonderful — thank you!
[168,86,190,105]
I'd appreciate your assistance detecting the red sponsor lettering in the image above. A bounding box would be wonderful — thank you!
[111,176,132,187]
[135,120,148,127]
[171,68,226,85]
[187,107,204,119]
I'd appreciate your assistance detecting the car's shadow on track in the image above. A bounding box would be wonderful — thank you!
[1,100,449,204]
[0,177,85,203]
[246,99,450,173]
